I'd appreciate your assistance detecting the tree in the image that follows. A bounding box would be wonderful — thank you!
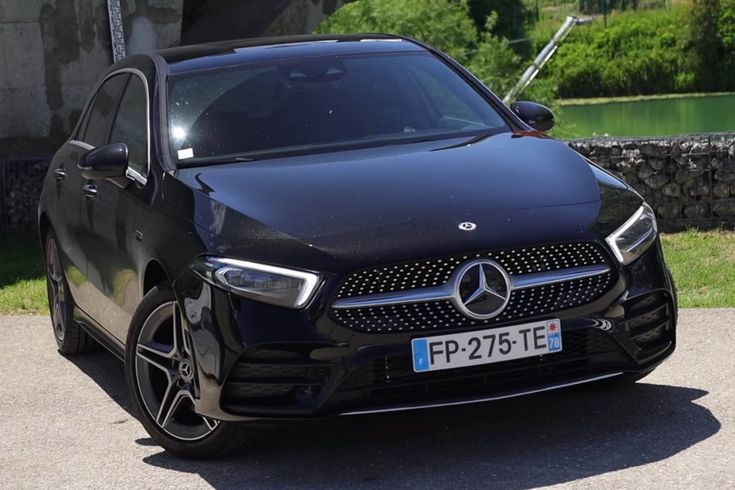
[690,0,724,91]
[315,0,522,95]
[467,0,529,41]
[718,0,735,89]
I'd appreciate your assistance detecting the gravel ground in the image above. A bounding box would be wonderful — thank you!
[0,310,732,489]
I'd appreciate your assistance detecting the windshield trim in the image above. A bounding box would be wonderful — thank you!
[175,127,508,168]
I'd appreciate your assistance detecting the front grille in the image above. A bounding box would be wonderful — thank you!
[331,242,614,333]
[335,242,609,298]
[338,328,626,403]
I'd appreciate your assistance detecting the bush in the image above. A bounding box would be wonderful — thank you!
[543,8,696,98]
[315,0,526,98]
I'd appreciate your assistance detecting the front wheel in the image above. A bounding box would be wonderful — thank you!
[125,283,251,458]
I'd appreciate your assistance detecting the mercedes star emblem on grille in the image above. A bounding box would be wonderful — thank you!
[458,222,477,231]
[453,259,511,319]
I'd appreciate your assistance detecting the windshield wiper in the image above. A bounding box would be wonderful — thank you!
[177,155,257,167]
[429,129,501,152]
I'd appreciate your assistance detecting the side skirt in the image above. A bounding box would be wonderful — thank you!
[74,306,125,361]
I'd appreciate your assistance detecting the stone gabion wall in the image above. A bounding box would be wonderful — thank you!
[568,133,735,231]
[1,133,735,234]
[0,157,50,233]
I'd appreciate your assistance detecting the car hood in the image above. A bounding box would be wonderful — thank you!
[169,132,640,272]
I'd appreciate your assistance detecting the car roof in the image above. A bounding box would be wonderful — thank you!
[153,34,427,75]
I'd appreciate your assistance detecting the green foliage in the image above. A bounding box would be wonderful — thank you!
[578,0,641,14]
[531,2,735,98]
[721,0,735,84]
[316,0,527,96]
[0,236,46,315]
[691,0,725,91]
[690,0,735,91]
[317,0,735,106]
[661,230,735,308]
[315,0,478,62]
[467,0,529,40]
[543,8,697,98]
[464,13,523,96]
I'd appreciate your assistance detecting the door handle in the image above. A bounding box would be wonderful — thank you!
[82,183,98,199]
[53,168,66,181]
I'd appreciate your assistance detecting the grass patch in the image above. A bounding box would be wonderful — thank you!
[0,236,47,315]
[661,230,735,308]
[0,231,732,315]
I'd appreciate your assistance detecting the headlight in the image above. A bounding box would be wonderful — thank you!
[192,257,321,308]
[605,203,658,265]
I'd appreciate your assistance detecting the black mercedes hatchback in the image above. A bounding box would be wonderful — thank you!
[38,34,677,458]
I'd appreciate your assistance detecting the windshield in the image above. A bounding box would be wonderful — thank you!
[167,52,509,164]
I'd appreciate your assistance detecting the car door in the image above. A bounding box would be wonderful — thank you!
[79,72,153,342]
[52,74,127,309]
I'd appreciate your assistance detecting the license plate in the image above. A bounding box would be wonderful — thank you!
[411,319,562,372]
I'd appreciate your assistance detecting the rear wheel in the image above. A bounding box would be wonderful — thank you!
[44,231,93,355]
[125,284,252,458]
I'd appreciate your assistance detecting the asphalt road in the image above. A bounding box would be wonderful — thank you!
[1,310,733,489]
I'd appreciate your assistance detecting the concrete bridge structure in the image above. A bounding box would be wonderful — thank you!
[0,0,345,157]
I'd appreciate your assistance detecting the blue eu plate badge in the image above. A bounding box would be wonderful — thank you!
[412,338,430,372]
[546,319,562,352]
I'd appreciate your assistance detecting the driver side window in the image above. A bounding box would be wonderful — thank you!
[110,76,148,180]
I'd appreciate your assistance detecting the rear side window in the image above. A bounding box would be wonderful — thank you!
[80,74,127,147]
[110,76,148,178]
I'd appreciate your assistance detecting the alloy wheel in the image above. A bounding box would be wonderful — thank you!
[134,301,219,441]
[46,237,67,343]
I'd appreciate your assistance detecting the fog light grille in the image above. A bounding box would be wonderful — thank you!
[222,348,329,408]
[621,291,673,357]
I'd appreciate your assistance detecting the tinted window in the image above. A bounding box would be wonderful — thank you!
[81,74,127,147]
[168,52,508,164]
[110,76,148,177]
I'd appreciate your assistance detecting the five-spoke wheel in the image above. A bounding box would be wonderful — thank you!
[134,300,219,441]
[126,283,249,458]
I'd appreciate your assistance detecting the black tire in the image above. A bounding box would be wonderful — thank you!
[44,230,94,355]
[125,283,253,459]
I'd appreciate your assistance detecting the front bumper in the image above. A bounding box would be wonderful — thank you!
[173,242,676,421]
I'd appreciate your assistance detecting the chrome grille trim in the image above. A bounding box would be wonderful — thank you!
[509,264,611,289]
[332,264,611,310]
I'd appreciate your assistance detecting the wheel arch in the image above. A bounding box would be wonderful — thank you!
[38,212,51,244]
[143,259,170,295]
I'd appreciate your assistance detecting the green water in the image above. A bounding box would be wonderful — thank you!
[560,94,735,137]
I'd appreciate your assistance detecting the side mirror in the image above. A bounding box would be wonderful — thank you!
[79,143,129,180]
[510,101,555,132]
